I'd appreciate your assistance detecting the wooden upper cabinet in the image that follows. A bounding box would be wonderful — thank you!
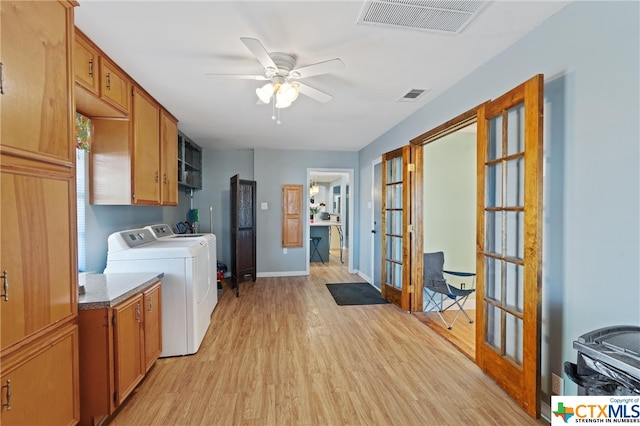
[78,30,179,206]
[74,29,130,119]
[282,184,303,248]
[160,109,179,206]
[100,57,131,114]
[0,1,73,162]
[74,34,100,95]
[132,88,161,205]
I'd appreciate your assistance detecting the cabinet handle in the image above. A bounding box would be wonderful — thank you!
[2,379,11,411]
[0,62,4,95]
[1,270,8,302]
[88,59,94,78]
[106,72,111,90]
[135,302,141,323]
[155,171,159,183]
[147,295,152,311]
[163,173,167,184]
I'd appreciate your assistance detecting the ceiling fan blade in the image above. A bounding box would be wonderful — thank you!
[290,58,345,79]
[297,83,333,103]
[205,73,268,81]
[240,37,277,71]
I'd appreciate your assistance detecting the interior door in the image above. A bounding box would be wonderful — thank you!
[372,161,382,287]
[381,146,412,310]
[476,74,543,418]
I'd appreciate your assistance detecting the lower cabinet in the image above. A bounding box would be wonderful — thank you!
[79,281,161,425]
[143,284,162,372]
[0,324,79,426]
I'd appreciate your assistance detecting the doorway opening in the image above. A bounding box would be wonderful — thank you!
[306,168,354,274]
[412,122,477,360]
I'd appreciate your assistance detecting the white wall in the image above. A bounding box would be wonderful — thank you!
[423,131,476,273]
[358,0,640,400]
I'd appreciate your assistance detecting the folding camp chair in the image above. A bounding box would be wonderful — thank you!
[423,251,476,329]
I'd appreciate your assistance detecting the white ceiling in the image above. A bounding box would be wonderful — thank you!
[74,1,570,152]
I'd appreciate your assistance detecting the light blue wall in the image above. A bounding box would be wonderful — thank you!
[193,148,255,272]
[357,0,640,399]
[189,148,358,275]
[253,149,358,274]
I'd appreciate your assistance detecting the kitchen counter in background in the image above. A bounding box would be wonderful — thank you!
[309,221,344,263]
[79,272,164,310]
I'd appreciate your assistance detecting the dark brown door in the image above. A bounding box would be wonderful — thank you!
[230,174,257,296]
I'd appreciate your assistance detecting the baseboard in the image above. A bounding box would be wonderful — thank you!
[257,270,308,277]
[357,271,372,284]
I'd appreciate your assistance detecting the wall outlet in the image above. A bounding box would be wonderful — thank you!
[551,373,564,395]
[282,248,287,254]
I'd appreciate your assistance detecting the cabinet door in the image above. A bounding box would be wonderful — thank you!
[0,325,79,426]
[0,1,73,162]
[282,184,303,247]
[1,171,76,350]
[160,110,178,206]
[74,34,99,95]
[143,282,162,372]
[132,88,161,205]
[100,57,131,114]
[113,295,144,406]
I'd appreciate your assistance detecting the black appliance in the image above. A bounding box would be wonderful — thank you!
[565,325,640,395]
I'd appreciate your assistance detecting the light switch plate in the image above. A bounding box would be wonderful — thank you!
[261,202,268,210]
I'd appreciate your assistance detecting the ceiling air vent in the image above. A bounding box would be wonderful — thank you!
[357,0,488,34]
[398,88,428,102]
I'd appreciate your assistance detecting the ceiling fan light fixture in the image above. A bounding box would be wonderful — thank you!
[256,83,275,104]
[274,82,299,108]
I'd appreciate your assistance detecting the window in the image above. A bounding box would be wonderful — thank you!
[76,113,91,272]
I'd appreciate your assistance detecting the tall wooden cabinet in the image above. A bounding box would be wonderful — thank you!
[0,1,80,424]
[230,175,257,297]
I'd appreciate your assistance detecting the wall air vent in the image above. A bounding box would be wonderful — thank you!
[357,0,488,34]
[398,88,428,102]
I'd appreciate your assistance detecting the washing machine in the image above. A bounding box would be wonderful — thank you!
[104,228,211,357]
[144,223,217,314]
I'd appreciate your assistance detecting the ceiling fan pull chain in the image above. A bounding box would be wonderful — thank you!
[271,96,276,121]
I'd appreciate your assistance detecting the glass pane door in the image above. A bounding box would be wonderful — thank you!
[381,146,411,310]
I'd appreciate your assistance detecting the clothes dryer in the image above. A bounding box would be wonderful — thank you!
[104,228,211,357]
[144,223,217,314]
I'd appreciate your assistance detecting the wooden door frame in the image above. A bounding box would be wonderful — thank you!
[410,107,483,314]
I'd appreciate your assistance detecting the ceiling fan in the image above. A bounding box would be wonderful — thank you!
[206,37,345,109]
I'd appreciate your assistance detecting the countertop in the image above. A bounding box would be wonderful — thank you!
[310,220,342,227]
[78,272,164,310]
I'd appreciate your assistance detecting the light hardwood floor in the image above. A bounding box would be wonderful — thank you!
[108,262,541,425]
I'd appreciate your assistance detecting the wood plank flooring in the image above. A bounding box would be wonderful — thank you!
[107,262,541,425]
[413,309,476,361]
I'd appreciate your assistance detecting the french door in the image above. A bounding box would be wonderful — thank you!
[381,146,414,310]
[476,74,543,418]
